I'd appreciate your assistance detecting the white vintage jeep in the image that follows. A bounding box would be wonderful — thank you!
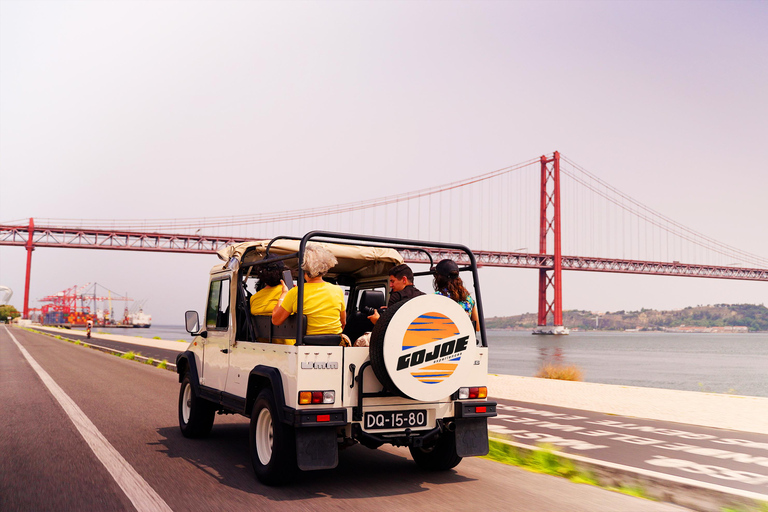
[177,232,496,485]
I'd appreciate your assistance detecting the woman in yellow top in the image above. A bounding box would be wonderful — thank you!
[272,244,346,336]
[250,261,285,315]
[250,261,290,344]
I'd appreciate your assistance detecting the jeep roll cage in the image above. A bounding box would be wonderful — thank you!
[236,231,487,347]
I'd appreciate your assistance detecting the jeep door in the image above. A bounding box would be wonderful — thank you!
[202,275,231,390]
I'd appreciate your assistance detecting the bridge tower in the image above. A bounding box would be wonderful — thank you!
[534,152,568,335]
[23,218,34,319]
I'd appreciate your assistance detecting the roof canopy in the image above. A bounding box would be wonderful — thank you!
[216,239,404,278]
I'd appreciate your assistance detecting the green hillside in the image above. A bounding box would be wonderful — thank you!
[486,304,768,332]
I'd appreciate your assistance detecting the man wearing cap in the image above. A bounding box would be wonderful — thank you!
[367,263,424,325]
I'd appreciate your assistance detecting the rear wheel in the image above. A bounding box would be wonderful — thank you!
[249,389,297,485]
[178,375,216,438]
[409,430,462,471]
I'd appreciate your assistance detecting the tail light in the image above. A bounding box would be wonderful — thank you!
[458,386,487,399]
[298,390,335,405]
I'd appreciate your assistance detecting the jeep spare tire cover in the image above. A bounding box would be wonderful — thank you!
[369,294,477,402]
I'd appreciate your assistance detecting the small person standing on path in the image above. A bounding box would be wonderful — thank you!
[86,319,93,339]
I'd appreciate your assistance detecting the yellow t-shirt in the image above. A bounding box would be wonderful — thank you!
[281,281,345,335]
[250,285,282,315]
[249,286,293,345]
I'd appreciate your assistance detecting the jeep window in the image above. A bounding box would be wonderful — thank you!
[206,278,230,330]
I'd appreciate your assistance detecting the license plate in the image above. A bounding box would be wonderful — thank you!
[364,409,428,430]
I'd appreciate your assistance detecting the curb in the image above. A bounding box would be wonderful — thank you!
[25,328,177,372]
[489,434,768,512]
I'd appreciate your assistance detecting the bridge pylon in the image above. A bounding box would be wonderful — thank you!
[534,152,568,335]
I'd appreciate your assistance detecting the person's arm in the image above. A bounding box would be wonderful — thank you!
[471,305,479,331]
[271,281,291,325]
[340,309,347,329]
[272,304,290,325]
[367,309,380,325]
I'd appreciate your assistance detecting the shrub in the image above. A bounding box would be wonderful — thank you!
[146,358,155,365]
[152,336,161,340]
[535,363,583,381]
[121,351,136,360]
[158,360,168,370]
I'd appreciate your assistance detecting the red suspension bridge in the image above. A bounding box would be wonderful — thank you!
[2,152,766,328]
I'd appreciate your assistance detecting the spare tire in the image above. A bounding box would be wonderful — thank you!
[369,294,477,402]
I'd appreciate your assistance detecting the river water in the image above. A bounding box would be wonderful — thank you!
[74,325,768,398]
[487,330,768,398]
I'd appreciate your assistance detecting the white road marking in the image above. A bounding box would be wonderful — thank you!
[5,326,173,512]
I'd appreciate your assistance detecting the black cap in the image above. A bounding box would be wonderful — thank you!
[435,259,459,277]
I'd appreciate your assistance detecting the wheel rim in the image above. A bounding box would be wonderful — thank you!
[255,407,274,465]
[181,383,192,424]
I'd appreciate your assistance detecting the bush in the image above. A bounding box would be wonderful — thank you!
[535,363,583,381]
[121,351,136,361]
[152,336,161,340]
[158,360,168,370]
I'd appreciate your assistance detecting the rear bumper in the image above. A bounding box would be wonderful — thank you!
[454,400,497,418]
[285,407,348,427]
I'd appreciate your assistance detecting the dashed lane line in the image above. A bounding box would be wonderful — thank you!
[5,326,174,512]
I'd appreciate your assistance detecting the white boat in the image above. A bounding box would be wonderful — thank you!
[129,309,152,328]
[532,325,570,335]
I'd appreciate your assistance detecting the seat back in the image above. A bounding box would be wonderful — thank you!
[251,314,342,345]
[343,289,386,343]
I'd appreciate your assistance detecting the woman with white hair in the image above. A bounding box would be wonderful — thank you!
[272,244,346,336]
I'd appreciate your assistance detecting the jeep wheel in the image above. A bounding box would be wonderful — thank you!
[178,375,216,438]
[409,430,462,471]
[249,389,297,485]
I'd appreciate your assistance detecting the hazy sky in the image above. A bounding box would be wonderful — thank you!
[1,0,766,323]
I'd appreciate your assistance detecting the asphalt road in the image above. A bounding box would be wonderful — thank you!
[1,326,687,512]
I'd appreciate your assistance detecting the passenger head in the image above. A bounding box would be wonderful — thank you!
[256,260,285,288]
[388,263,414,292]
[302,244,338,279]
[433,259,469,303]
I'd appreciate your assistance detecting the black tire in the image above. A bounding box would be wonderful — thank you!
[409,430,463,471]
[249,389,297,486]
[178,375,216,438]
[369,300,408,393]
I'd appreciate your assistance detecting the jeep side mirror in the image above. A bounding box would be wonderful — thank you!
[184,310,200,334]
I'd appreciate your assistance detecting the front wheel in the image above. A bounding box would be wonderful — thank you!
[409,430,462,471]
[178,375,216,438]
[249,389,297,485]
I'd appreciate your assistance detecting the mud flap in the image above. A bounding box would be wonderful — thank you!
[455,418,489,457]
[295,427,338,470]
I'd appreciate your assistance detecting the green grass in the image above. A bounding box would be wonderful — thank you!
[120,351,136,360]
[722,502,768,512]
[483,439,658,500]
[146,357,155,365]
[152,336,161,340]
[158,360,168,370]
